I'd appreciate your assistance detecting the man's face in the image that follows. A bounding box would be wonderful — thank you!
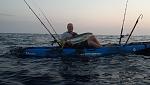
[67,24,73,32]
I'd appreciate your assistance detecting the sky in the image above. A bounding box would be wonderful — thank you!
[0,0,150,35]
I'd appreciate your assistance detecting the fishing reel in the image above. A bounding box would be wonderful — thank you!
[51,40,65,48]
[51,40,58,46]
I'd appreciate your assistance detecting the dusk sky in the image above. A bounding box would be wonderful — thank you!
[0,0,150,35]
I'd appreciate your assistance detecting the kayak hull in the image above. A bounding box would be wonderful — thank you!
[14,42,150,58]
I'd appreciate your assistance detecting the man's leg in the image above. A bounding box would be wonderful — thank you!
[87,35,101,48]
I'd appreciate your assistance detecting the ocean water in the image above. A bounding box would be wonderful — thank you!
[0,33,150,85]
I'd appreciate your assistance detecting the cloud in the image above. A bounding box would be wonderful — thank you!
[0,13,15,16]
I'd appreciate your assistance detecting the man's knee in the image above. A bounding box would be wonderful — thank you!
[88,35,95,40]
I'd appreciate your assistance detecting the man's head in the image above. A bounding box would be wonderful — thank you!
[67,23,73,33]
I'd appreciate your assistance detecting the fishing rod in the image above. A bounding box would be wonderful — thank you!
[31,0,59,38]
[40,8,59,37]
[119,0,129,45]
[23,0,62,47]
[124,14,143,45]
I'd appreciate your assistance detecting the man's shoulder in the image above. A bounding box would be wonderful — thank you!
[73,32,78,34]
[72,32,78,36]
[62,32,68,34]
[62,32,70,35]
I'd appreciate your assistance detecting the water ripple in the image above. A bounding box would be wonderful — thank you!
[0,33,150,85]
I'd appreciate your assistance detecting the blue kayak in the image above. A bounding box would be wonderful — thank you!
[13,42,150,58]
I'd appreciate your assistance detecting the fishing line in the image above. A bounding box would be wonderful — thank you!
[23,0,62,47]
[124,14,143,45]
[119,0,129,45]
[31,0,60,38]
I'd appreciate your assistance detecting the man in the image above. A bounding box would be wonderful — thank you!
[61,23,78,41]
[61,23,101,48]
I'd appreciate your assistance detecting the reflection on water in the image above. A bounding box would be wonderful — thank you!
[0,33,150,85]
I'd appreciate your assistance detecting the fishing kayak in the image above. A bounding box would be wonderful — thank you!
[21,0,146,58]
[11,42,150,58]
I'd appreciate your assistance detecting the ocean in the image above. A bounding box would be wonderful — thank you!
[0,33,150,85]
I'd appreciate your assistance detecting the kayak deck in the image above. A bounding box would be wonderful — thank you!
[12,42,150,58]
